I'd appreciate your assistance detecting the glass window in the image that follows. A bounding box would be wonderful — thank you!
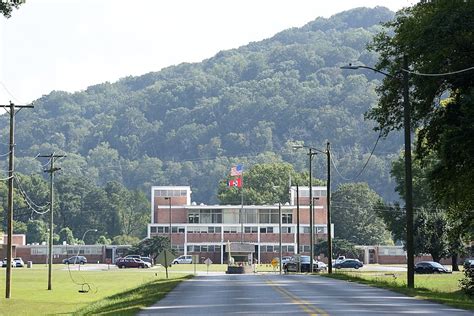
[150,227,157,233]
[282,213,293,224]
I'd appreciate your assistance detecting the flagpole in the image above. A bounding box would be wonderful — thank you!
[240,172,244,243]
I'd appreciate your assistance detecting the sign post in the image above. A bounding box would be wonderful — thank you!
[156,249,175,279]
[204,258,212,274]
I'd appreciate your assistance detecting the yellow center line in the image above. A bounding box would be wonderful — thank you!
[264,277,329,316]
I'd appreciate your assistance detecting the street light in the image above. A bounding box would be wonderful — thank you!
[293,143,332,273]
[164,197,172,247]
[341,58,414,288]
[76,229,97,267]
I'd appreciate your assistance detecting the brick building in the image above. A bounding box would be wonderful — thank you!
[148,185,331,263]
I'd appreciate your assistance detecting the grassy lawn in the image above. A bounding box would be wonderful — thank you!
[322,270,473,310]
[0,264,191,315]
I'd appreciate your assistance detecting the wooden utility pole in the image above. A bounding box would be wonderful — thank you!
[2,101,34,299]
[38,153,66,291]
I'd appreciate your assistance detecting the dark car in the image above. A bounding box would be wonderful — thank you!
[63,255,87,264]
[116,258,151,269]
[334,259,363,269]
[284,255,319,273]
[415,261,450,274]
[463,258,474,271]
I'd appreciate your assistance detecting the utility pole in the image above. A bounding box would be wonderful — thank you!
[279,202,282,275]
[2,101,34,299]
[309,148,313,265]
[403,55,415,288]
[38,153,66,291]
[326,142,333,274]
[296,184,300,255]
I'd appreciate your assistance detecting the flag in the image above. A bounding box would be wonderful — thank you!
[230,164,243,176]
[228,177,242,188]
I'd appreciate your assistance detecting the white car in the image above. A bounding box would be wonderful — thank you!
[315,260,327,270]
[14,258,25,267]
[172,255,192,264]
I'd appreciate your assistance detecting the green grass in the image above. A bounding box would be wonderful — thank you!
[0,265,191,315]
[322,271,474,310]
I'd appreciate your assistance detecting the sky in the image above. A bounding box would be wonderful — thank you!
[0,0,416,104]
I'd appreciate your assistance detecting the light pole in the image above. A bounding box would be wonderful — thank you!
[164,197,172,247]
[278,202,282,275]
[76,229,97,267]
[341,60,414,287]
[294,144,332,273]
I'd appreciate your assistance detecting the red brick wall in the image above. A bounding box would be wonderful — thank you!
[154,207,187,224]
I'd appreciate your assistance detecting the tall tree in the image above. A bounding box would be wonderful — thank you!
[1,1,23,18]
[331,183,391,245]
[217,162,321,205]
[367,1,474,233]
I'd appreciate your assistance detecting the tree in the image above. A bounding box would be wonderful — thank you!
[331,183,392,245]
[96,235,112,245]
[367,1,474,234]
[217,163,321,205]
[58,227,77,245]
[112,234,140,246]
[380,155,451,263]
[314,238,360,259]
[1,1,23,18]
[26,220,48,244]
[130,236,170,262]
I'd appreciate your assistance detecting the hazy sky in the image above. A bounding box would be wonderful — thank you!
[0,0,416,103]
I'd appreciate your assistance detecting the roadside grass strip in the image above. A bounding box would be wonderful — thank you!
[264,277,329,316]
[322,271,474,311]
[73,275,193,315]
[0,265,191,315]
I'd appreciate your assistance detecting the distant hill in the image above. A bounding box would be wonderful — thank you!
[0,6,402,203]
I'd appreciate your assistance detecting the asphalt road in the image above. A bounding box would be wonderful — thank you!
[138,273,473,315]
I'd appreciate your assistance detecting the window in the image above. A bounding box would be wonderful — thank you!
[243,209,258,223]
[188,212,199,223]
[208,226,221,233]
[188,210,222,223]
[224,226,239,233]
[244,226,258,233]
[150,227,157,233]
[281,227,292,234]
[259,209,280,224]
[260,227,274,233]
[157,226,169,233]
[282,213,293,224]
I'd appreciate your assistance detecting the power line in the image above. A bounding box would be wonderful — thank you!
[402,66,474,77]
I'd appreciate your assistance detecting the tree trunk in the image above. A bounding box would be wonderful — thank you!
[452,253,459,271]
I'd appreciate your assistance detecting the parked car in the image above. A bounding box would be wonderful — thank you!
[116,258,151,269]
[2,258,15,267]
[315,260,327,271]
[334,259,363,269]
[124,255,153,265]
[284,256,319,273]
[281,256,293,265]
[415,261,450,274]
[13,258,25,267]
[172,255,192,264]
[463,258,474,271]
[63,255,87,265]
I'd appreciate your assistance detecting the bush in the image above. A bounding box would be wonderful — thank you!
[460,267,474,296]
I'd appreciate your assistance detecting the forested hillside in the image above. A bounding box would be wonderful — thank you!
[0,6,402,203]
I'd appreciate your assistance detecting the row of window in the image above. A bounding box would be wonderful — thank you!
[186,245,222,252]
[154,189,187,197]
[262,245,295,253]
[297,189,327,198]
[31,246,103,255]
[151,225,326,234]
[187,209,294,224]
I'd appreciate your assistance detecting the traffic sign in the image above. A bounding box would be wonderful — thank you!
[271,258,278,268]
[156,249,175,267]
[204,258,213,266]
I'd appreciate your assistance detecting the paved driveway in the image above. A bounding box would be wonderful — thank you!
[139,273,472,315]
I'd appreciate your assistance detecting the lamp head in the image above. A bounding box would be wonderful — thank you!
[340,63,360,70]
[292,144,304,150]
